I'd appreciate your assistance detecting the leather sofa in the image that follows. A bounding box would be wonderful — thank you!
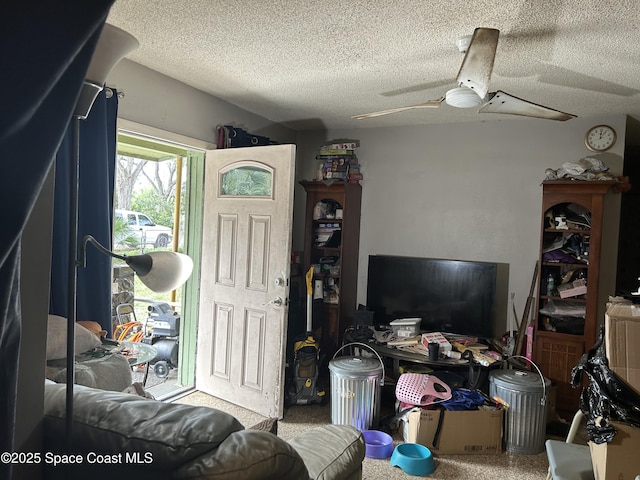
[43,383,365,479]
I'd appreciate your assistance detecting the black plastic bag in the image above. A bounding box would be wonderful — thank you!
[570,325,640,443]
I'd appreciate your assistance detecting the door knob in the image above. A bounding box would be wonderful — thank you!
[263,296,283,307]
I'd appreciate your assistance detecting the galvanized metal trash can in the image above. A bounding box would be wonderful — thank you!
[489,363,551,454]
[329,343,384,431]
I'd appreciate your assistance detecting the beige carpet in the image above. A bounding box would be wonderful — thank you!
[174,391,551,479]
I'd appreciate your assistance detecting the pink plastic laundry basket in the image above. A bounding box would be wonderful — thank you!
[395,373,452,406]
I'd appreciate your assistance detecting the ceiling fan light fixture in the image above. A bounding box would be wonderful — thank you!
[445,87,485,108]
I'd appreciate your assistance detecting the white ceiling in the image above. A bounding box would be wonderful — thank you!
[106,0,640,131]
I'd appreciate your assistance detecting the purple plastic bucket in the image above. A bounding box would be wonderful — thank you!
[362,430,394,459]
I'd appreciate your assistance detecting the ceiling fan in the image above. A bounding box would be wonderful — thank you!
[353,28,576,121]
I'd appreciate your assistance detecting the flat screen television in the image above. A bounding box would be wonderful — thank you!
[366,255,508,339]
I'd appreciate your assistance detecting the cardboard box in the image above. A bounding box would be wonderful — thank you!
[604,303,640,395]
[589,420,640,480]
[403,407,503,455]
[557,279,588,298]
[420,332,452,355]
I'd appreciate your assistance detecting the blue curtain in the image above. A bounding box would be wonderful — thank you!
[49,90,118,336]
[0,3,115,478]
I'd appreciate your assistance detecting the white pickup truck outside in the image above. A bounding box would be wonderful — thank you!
[115,209,173,248]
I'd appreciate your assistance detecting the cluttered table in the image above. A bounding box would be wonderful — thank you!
[359,342,470,377]
[112,340,157,367]
[46,339,158,391]
[343,326,504,381]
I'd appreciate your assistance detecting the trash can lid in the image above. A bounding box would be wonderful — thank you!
[329,356,383,376]
[489,369,551,392]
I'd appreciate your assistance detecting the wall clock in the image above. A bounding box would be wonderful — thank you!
[585,125,617,152]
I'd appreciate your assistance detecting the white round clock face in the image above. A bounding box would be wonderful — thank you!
[585,125,616,152]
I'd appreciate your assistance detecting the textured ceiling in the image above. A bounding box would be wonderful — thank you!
[107,0,640,131]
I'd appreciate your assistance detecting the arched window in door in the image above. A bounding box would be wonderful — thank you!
[219,161,274,198]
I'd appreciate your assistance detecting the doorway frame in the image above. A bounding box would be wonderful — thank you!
[117,118,214,396]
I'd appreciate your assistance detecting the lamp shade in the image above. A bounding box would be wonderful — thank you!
[126,251,194,293]
[86,24,139,85]
[75,23,139,118]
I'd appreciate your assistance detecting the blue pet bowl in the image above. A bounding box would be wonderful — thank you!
[362,430,394,459]
[390,443,435,476]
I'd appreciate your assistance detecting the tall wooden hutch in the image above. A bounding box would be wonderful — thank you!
[533,180,623,420]
[300,180,362,355]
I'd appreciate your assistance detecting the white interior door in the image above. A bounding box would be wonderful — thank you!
[196,144,296,418]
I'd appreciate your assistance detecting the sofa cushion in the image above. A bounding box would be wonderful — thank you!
[174,430,310,480]
[43,383,244,469]
[289,424,365,480]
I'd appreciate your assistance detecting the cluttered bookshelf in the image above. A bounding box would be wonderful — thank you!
[533,180,623,421]
[300,142,362,355]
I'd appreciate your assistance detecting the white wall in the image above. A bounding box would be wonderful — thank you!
[296,114,626,332]
[108,59,297,146]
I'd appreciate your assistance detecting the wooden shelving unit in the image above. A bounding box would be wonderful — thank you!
[300,180,362,355]
[533,180,622,420]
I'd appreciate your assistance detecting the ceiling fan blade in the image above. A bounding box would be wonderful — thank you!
[479,90,576,121]
[456,27,499,100]
[352,98,444,119]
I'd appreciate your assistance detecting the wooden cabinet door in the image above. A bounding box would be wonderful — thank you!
[535,333,583,419]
